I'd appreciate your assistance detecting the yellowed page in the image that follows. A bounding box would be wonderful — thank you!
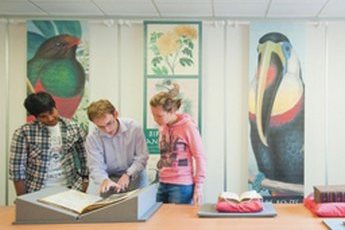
[38,190,102,214]
[82,189,138,213]
[218,192,240,202]
[239,190,263,202]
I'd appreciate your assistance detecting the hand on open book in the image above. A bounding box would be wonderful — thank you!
[100,178,121,194]
[117,173,130,192]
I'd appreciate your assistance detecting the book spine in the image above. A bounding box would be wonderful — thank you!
[321,192,328,203]
[333,192,342,202]
[316,192,345,203]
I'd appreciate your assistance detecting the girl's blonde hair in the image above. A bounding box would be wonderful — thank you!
[150,83,182,112]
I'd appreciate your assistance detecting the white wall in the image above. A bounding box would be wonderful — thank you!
[7,21,27,205]
[304,24,327,194]
[326,22,345,185]
[225,25,250,194]
[202,23,226,201]
[1,19,345,205]
[89,22,119,105]
[0,20,7,205]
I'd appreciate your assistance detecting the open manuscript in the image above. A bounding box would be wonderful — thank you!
[218,190,263,203]
[38,189,137,214]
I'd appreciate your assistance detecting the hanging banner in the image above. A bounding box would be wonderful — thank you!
[248,23,305,203]
[144,21,202,154]
[27,20,89,130]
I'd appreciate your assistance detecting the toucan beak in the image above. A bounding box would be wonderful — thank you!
[256,41,286,146]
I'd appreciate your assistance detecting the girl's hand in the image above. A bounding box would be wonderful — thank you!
[193,185,203,206]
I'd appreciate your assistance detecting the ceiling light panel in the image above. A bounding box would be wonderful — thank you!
[214,0,269,17]
[31,0,103,16]
[93,0,158,16]
[0,0,46,16]
[268,0,327,18]
[319,0,345,18]
[155,0,212,17]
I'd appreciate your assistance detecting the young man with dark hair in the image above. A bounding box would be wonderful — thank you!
[9,92,89,195]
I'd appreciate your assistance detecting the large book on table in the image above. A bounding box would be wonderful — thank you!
[314,185,345,203]
[14,183,161,224]
[37,188,137,214]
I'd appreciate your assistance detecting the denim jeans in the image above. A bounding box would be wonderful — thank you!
[156,182,194,204]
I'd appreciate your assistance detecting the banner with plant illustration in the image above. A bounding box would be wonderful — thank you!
[144,21,202,154]
[27,20,89,130]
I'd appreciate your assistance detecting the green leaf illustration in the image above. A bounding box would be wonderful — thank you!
[188,41,194,49]
[182,48,193,58]
[150,45,160,56]
[179,58,193,67]
[33,21,56,38]
[152,66,168,75]
[152,56,163,66]
[161,66,168,75]
[27,32,46,60]
[150,32,163,43]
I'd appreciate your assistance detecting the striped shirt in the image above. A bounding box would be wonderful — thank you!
[9,117,89,193]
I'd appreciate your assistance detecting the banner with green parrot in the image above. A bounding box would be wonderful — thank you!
[27,20,89,130]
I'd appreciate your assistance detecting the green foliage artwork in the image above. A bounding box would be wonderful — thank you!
[149,25,197,75]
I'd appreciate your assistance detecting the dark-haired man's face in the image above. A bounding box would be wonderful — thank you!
[36,108,59,126]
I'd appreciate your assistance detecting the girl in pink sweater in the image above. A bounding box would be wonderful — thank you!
[150,86,206,205]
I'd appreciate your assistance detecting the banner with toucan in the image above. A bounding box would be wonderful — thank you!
[248,22,305,203]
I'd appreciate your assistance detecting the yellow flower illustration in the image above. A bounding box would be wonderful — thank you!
[156,32,181,56]
[150,24,197,75]
[174,26,197,40]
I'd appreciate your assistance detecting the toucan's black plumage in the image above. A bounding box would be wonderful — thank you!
[249,32,304,184]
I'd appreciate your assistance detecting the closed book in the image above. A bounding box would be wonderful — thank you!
[314,185,345,203]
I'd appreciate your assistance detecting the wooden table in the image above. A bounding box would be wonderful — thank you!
[0,204,327,230]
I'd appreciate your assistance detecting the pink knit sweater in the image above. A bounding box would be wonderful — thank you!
[157,113,206,188]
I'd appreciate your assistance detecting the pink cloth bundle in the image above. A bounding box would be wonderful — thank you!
[216,199,263,213]
[304,193,345,217]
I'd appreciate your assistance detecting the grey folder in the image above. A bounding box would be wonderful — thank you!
[14,183,162,224]
[323,219,345,230]
[198,202,277,218]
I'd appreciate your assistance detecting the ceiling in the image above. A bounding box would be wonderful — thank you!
[0,0,345,19]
